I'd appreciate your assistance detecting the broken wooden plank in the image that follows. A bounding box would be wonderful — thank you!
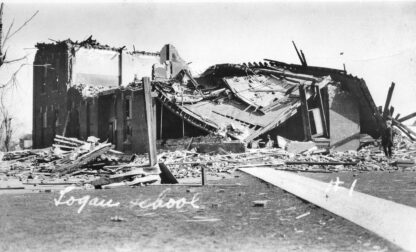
[300,49,308,66]
[285,161,357,166]
[299,84,312,141]
[158,163,179,184]
[389,106,395,117]
[292,41,306,66]
[201,166,206,186]
[54,143,112,175]
[393,119,416,138]
[52,144,76,150]
[316,86,328,137]
[398,112,416,123]
[102,174,160,189]
[143,77,157,166]
[249,88,286,93]
[395,113,401,120]
[382,82,395,119]
[56,135,86,145]
[253,200,268,207]
[109,168,146,179]
[393,124,415,141]
[62,111,70,137]
[53,138,80,147]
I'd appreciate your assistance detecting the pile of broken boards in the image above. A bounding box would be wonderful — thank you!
[2,133,416,191]
[160,137,416,179]
[0,135,161,190]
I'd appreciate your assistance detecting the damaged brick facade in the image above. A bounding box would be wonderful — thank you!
[32,38,163,150]
[33,38,189,153]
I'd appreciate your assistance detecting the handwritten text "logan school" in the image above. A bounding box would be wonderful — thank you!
[54,186,200,214]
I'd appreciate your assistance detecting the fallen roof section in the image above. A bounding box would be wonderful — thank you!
[154,63,335,143]
[264,59,383,138]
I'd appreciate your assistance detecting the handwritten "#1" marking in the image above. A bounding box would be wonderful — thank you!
[325,177,358,197]
[54,186,200,214]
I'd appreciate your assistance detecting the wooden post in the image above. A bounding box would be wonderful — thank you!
[0,3,3,64]
[181,91,185,137]
[160,103,163,139]
[153,94,156,146]
[389,106,395,117]
[143,77,157,166]
[299,84,312,141]
[201,166,206,186]
[118,49,123,86]
[395,113,401,120]
[292,41,306,66]
[62,111,70,137]
[383,82,395,119]
[182,119,185,137]
[316,86,329,137]
[300,50,308,66]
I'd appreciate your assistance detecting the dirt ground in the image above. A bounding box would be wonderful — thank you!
[0,171,404,252]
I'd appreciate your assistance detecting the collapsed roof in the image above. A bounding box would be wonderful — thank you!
[154,64,329,142]
[153,60,381,143]
[56,38,381,144]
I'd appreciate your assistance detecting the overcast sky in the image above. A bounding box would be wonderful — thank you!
[1,0,416,137]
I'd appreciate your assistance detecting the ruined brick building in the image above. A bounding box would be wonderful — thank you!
[33,37,383,154]
[32,37,188,153]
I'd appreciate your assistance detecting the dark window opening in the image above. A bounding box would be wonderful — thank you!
[125,97,131,119]
[309,110,317,135]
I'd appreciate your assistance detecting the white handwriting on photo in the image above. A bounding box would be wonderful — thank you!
[325,177,357,196]
[54,186,200,214]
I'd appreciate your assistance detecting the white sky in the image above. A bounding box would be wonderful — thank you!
[1,1,416,138]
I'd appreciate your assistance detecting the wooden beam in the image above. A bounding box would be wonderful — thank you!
[395,113,401,120]
[153,91,157,145]
[285,161,357,166]
[299,84,312,141]
[300,49,308,66]
[393,125,415,141]
[62,111,70,137]
[118,49,123,86]
[181,91,185,137]
[0,3,4,61]
[292,41,305,66]
[389,106,394,117]
[398,112,416,123]
[393,119,416,139]
[316,86,329,137]
[383,82,395,119]
[143,77,157,166]
[201,166,206,186]
[55,143,112,175]
[239,168,416,252]
[160,103,163,139]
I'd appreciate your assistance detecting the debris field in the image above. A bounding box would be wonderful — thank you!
[1,130,416,192]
